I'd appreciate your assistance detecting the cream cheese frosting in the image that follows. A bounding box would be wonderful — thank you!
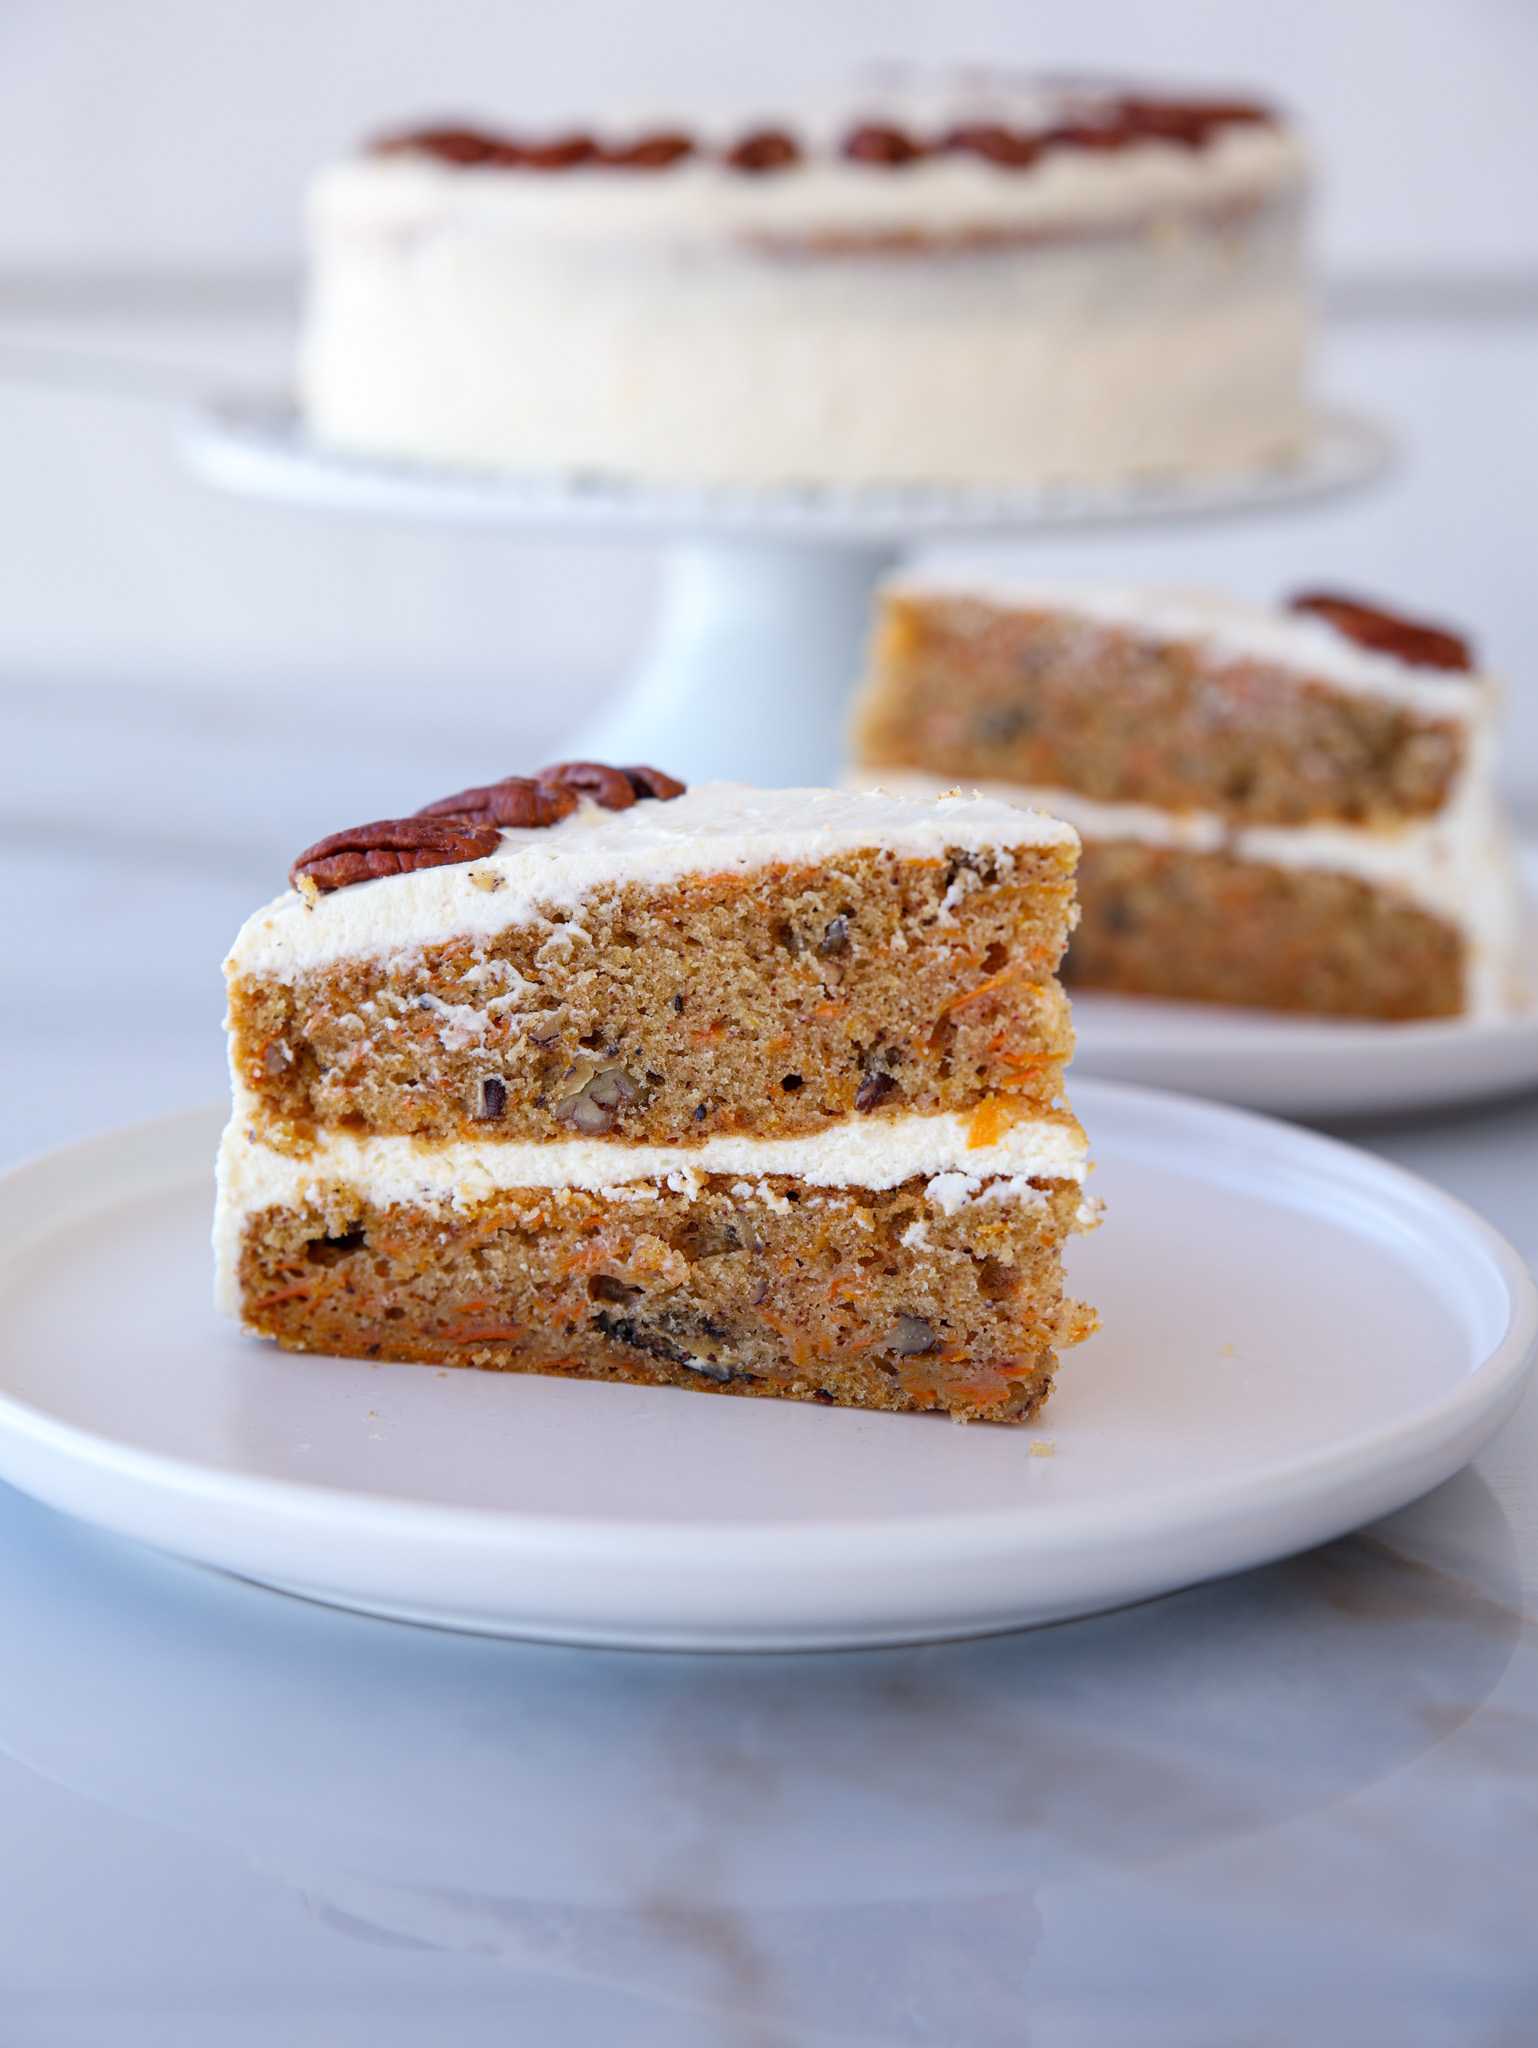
[227,782,1078,982]
[313,119,1304,251]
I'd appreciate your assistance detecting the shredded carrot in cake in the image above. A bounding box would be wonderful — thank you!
[967,1095,1027,1148]
[948,962,1025,1013]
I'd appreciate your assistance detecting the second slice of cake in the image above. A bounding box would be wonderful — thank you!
[217,776,1097,1423]
[854,572,1524,1021]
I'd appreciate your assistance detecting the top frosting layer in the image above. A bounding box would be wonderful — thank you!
[317,93,1304,248]
[371,80,1283,180]
[228,781,1078,981]
[885,567,1491,720]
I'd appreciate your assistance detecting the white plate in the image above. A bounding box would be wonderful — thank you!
[0,1085,1530,1652]
[184,398,1392,542]
[1070,848,1538,1118]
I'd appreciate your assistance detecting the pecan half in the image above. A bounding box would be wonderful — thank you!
[1114,96,1273,147]
[420,761,685,828]
[290,817,501,894]
[727,129,801,173]
[1041,120,1141,154]
[518,134,599,169]
[372,124,503,165]
[598,132,694,170]
[1289,592,1473,673]
[944,124,1041,168]
[419,777,579,829]
[537,761,638,810]
[842,123,928,166]
[622,764,688,800]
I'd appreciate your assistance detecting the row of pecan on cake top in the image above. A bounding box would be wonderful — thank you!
[290,760,685,897]
[376,94,1275,178]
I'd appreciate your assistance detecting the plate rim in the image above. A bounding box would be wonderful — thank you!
[0,1082,1531,1575]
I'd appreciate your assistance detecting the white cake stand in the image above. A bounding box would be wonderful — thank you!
[185,398,1391,787]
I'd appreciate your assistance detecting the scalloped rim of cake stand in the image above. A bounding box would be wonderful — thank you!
[183,399,1393,542]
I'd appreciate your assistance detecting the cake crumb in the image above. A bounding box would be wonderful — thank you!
[469,868,504,892]
[1029,1438,1056,1458]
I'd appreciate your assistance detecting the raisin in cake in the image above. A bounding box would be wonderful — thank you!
[852,576,1523,1021]
[301,78,1309,487]
[215,765,1098,1423]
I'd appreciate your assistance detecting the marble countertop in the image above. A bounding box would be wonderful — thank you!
[0,685,1535,2047]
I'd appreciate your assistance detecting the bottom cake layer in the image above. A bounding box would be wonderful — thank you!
[233,1169,1098,1424]
[1069,841,1464,1018]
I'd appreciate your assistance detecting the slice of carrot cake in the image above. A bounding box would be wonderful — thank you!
[215,767,1098,1422]
[853,573,1523,1020]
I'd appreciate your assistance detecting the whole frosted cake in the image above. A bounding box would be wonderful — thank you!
[853,575,1523,1021]
[216,764,1099,1423]
[300,79,1311,488]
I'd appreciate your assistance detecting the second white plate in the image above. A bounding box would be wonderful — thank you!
[0,1083,1529,1651]
[1070,848,1538,1118]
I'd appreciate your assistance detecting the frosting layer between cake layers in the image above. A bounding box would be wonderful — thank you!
[214,1109,1090,1319]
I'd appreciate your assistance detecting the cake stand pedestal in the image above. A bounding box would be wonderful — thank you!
[568,541,895,784]
[186,402,1391,787]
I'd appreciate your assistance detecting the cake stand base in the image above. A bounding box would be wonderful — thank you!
[567,541,895,786]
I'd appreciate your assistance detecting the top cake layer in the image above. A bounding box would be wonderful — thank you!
[857,572,1497,832]
[226,782,1082,1154]
[229,783,1077,978]
[882,568,1482,716]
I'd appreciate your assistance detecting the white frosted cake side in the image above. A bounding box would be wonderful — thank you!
[299,83,1312,488]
